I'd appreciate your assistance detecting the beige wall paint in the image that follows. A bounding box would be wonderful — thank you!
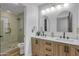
[0,11,18,53]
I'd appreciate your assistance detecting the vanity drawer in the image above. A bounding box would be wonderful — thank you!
[44,47,53,56]
[44,46,53,52]
[43,47,53,56]
[43,40,53,47]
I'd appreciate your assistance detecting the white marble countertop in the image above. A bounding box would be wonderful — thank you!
[32,35,79,46]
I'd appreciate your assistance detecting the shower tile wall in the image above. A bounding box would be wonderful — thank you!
[17,13,24,43]
[0,11,18,53]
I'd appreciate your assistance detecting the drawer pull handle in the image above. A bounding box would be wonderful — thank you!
[0,35,3,37]
[46,42,51,45]
[35,40,38,44]
[46,48,51,51]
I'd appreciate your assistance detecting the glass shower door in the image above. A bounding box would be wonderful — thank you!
[0,9,1,53]
[0,11,3,54]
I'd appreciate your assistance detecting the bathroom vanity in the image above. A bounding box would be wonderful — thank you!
[31,36,79,56]
[32,4,79,56]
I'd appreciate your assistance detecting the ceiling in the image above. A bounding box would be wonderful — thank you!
[0,3,51,15]
[0,3,24,15]
[22,3,44,6]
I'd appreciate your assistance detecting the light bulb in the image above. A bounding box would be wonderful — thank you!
[50,7,55,11]
[56,5,62,10]
[64,3,69,7]
[46,8,50,13]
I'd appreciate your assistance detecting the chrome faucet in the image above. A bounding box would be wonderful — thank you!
[63,32,65,38]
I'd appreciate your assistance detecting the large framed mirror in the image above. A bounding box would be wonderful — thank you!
[57,10,72,32]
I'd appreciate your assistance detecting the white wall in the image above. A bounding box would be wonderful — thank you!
[77,4,79,39]
[39,3,78,39]
[24,6,39,56]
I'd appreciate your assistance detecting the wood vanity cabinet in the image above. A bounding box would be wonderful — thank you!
[32,37,79,56]
[32,37,54,56]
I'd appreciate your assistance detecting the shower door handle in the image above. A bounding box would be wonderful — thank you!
[0,35,3,37]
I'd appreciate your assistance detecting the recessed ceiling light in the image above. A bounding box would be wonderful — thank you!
[64,3,69,7]
[46,8,50,13]
[50,7,55,11]
[56,5,62,9]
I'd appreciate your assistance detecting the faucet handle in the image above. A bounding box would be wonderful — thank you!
[60,36,62,38]
[67,37,69,39]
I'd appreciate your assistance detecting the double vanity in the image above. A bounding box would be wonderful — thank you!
[31,36,79,56]
[31,4,79,56]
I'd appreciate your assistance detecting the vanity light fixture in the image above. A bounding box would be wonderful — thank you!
[64,3,69,7]
[41,10,46,15]
[50,7,55,11]
[56,5,62,10]
[41,4,67,15]
[45,8,50,13]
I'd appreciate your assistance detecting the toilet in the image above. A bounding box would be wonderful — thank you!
[18,43,24,55]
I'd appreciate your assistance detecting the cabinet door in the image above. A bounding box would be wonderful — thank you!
[53,42,60,56]
[38,39,45,56]
[32,38,40,56]
[65,44,71,56]
[59,43,71,56]
[75,46,79,56]
[59,43,66,56]
[70,45,75,56]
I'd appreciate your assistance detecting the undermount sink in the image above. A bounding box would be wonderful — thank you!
[56,37,75,42]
